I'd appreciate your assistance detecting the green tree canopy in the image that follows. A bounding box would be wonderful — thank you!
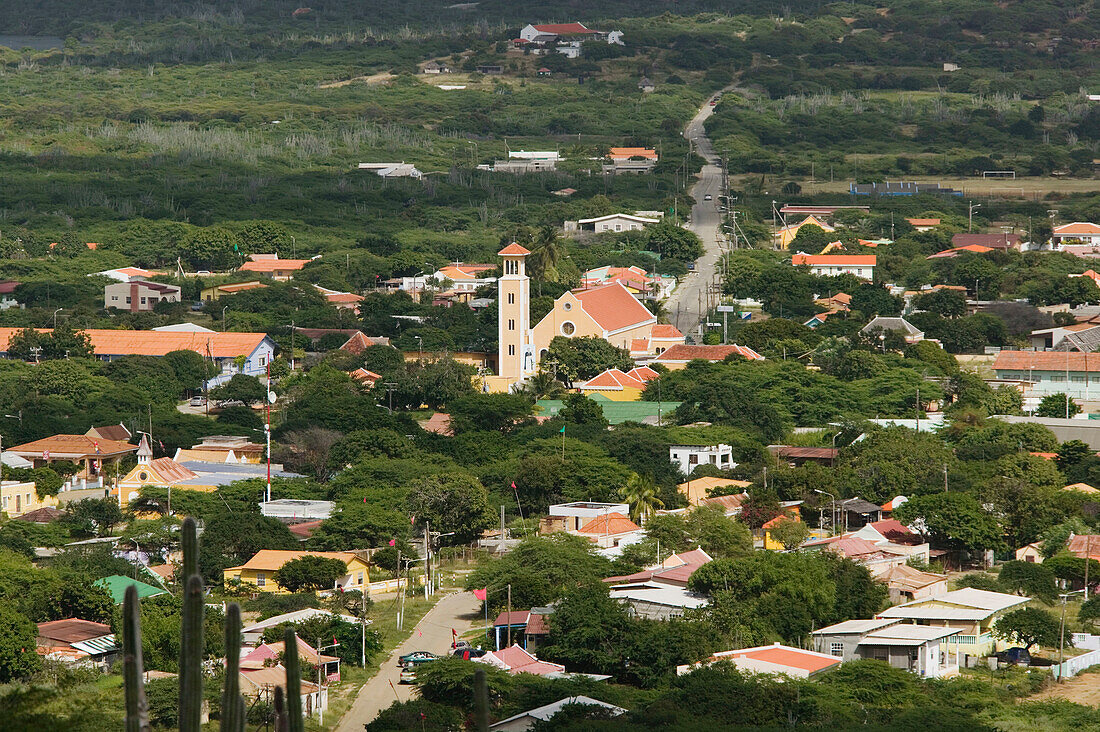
[993,607,1062,650]
[273,555,349,592]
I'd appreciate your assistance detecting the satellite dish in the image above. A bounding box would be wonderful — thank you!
[267,392,277,404]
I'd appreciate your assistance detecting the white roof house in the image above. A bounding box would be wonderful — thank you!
[357,162,423,179]
[878,588,1030,617]
[490,696,625,731]
[609,583,708,620]
[565,213,660,234]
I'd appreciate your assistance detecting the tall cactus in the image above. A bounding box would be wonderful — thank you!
[273,686,289,732]
[283,628,304,732]
[179,519,205,732]
[123,585,150,732]
[220,603,245,732]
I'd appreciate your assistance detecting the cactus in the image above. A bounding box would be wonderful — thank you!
[179,518,205,732]
[474,668,489,732]
[274,686,289,732]
[283,628,304,732]
[123,585,150,732]
[221,603,245,732]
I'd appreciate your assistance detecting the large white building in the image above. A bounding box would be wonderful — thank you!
[669,444,735,476]
[791,253,876,280]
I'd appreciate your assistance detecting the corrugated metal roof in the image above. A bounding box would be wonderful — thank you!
[70,634,121,655]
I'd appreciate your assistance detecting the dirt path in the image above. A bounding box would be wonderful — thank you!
[333,590,482,731]
[1030,671,1100,706]
[319,72,394,89]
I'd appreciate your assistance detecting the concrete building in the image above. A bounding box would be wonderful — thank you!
[677,643,841,679]
[541,502,630,534]
[792,253,876,280]
[565,213,659,233]
[812,618,962,678]
[260,499,334,520]
[669,444,735,476]
[357,162,423,179]
[104,280,182,313]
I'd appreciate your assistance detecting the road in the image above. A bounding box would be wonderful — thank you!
[667,90,729,338]
[334,590,482,731]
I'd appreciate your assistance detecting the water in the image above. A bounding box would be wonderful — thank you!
[0,35,64,51]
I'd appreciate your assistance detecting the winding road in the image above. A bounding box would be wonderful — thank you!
[334,591,482,731]
[667,90,730,338]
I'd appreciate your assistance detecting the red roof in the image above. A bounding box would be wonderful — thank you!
[37,618,113,643]
[654,343,763,363]
[239,258,311,273]
[608,147,658,160]
[493,611,530,627]
[577,512,640,536]
[288,520,323,539]
[498,243,531,256]
[865,519,914,540]
[525,612,550,635]
[728,645,840,673]
[1067,534,1100,559]
[650,324,683,339]
[762,514,798,529]
[490,645,565,675]
[580,368,649,391]
[533,22,594,35]
[994,350,1100,374]
[1056,222,1100,235]
[148,457,198,483]
[927,244,993,259]
[791,254,876,266]
[0,328,269,359]
[572,283,655,333]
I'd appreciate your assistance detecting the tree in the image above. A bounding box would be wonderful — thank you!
[894,493,1004,552]
[545,336,633,387]
[1036,393,1080,418]
[997,560,1058,604]
[199,511,299,582]
[360,344,405,377]
[768,516,811,549]
[643,223,703,262]
[414,657,513,712]
[913,289,967,318]
[163,349,217,392]
[279,428,343,481]
[61,498,124,538]
[273,555,349,592]
[1079,595,1100,630]
[209,373,266,405]
[850,284,902,317]
[407,473,494,545]
[557,393,608,427]
[619,473,664,524]
[993,607,1062,651]
[365,700,464,732]
[539,582,635,674]
[0,606,41,682]
[447,393,533,434]
[843,428,958,502]
[685,506,753,558]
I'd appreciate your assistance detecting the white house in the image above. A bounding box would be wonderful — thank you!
[479,151,560,174]
[791,253,876,280]
[544,502,630,533]
[811,618,962,678]
[1054,222,1100,247]
[669,444,735,476]
[565,213,659,233]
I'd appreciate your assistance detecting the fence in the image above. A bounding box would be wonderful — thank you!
[366,575,426,595]
[1050,635,1100,679]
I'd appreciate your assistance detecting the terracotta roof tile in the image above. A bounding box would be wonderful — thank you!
[654,344,763,363]
[9,434,135,458]
[577,512,639,535]
[729,646,841,673]
[533,22,595,34]
[498,243,531,256]
[650,324,684,339]
[0,328,269,359]
[149,457,199,483]
[239,258,311,273]
[37,618,113,643]
[89,425,131,441]
[994,350,1100,373]
[792,254,877,266]
[572,283,655,333]
[1056,222,1100,235]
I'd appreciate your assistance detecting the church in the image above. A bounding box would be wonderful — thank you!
[487,243,684,391]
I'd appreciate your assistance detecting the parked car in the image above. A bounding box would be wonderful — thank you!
[398,651,438,666]
[399,665,418,684]
[189,396,207,407]
[704,194,713,201]
[452,647,487,660]
[997,647,1031,666]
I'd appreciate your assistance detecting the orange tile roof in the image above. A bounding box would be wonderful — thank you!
[762,513,799,529]
[498,243,531,256]
[533,22,594,34]
[148,457,199,483]
[791,254,877,266]
[577,512,640,535]
[1055,222,1100,235]
[906,218,941,226]
[572,283,655,333]
[228,550,359,572]
[0,328,269,359]
[349,368,381,384]
[630,338,649,353]
[994,350,1100,373]
[608,147,658,160]
[9,434,135,458]
[1067,534,1100,559]
[729,645,841,673]
[654,343,763,363]
[239,258,311,273]
[216,281,268,294]
[627,366,659,381]
[650,324,684,339]
[581,368,649,390]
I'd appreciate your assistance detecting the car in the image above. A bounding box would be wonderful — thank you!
[704,194,713,201]
[398,651,438,666]
[189,396,207,407]
[996,647,1031,666]
[686,263,696,271]
[452,640,472,650]
[709,100,717,106]
[399,665,418,684]
[452,647,487,660]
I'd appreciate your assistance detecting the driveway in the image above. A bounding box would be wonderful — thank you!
[667,89,733,337]
[334,590,483,731]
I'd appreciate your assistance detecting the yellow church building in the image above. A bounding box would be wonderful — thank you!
[487,243,684,392]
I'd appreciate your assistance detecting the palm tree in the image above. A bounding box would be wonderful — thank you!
[619,472,664,524]
[518,370,565,400]
[528,225,567,295]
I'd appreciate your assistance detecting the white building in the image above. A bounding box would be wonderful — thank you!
[1053,222,1100,247]
[791,253,876,280]
[480,151,560,174]
[260,499,334,520]
[564,213,659,233]
[544,502,630,532]
[811,618,962,678]
[669,444,735,476]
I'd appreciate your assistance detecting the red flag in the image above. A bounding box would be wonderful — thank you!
[410,514,416,525]
[388,539,396,547]
[451,628,457,638]
[473,588,487,601]
[511,481,516,489]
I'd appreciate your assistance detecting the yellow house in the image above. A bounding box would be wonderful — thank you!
[531,283,658,361]
[0,480,56,518]
[776,215,834,250]
[223,550,371,594]
[577,366,659,402]
[678,476,752,506]
[201,281,268,301]
[761,512,803,550]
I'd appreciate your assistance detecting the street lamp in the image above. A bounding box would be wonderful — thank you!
[879,333,886,354]
[52,307,63,328]
[221,306,228,332]
[415,335,423,362]
[814,489,837,536]
[969,201,981,233]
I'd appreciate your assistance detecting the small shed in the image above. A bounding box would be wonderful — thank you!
[537,67,551,77]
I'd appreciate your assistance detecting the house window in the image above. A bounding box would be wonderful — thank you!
[15,495,20,512]
[508,293,514,304]
[138,472,148,482]
[563,302,572,311]
[256,572,266,587]
[689,454,698,465]
[615,224,623,232]
[258,357,266,367]
[140,297,146,304]
[830,643,843,657]
[561,322,575,336]
[111,295,118,301]
[125,297,132,304]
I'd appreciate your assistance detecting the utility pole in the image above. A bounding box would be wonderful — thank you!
[1086,534,1093,600]
[396,548,403,630]
[969,201,981,233]
[506,583,512,648]
[360,589,367,667]
[424,519,431,600]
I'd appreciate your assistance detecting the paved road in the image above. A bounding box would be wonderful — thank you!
[668,90,730,338]
[334,591,482,731]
